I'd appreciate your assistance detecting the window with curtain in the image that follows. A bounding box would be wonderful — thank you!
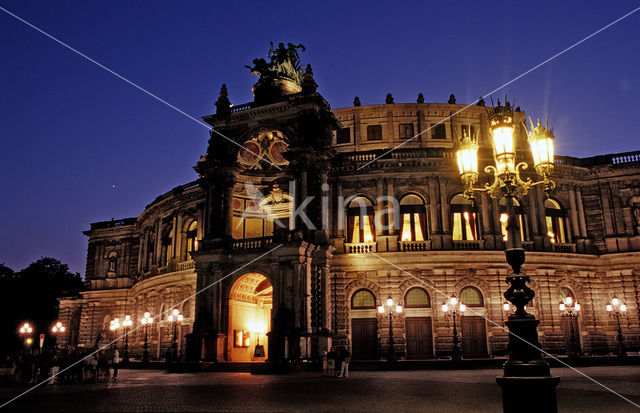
[499,198,527,241]
[460,286,483,307]
[400,194,427,242]
[404,287,431,308]
[451,194,479,241]
[545,199,569,244]
[347,197,375,243]
[351,289,376,309]
[186,220,198,259]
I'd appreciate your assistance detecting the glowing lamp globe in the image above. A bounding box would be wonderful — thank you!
[528,118,555,177]
[489,102,516,175]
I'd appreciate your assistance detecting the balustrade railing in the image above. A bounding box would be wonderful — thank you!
[176,260,195,271]
[398,240,431,251]
[344,242,376,254]
[551,243,576,253]
[453,240,483,250]
[231,236,274,251]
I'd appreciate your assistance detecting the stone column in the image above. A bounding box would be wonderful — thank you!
[225,184,234,238]
[568,186,579,241]
[576,188,587,238]
[480,192,492,247]
[375,179,385,236]
[137,233,145,273]
[336,181,344,237]
[439,178,449,232]
[386,178,395,234]
[600,184,615,236]
[171,214,178,259]
[527,190,540,236]
[428,178,439,234]
[154,219,162,266]
[175,214,183,259]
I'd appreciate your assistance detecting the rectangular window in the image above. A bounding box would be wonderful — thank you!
[461,125,476,139]
[398,123,414,139]
[453,211,477,241]
[367,125,383,141]
[431,123,446,139]
[336,127,351,144]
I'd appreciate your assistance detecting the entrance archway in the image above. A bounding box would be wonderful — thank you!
[228,273,272,362]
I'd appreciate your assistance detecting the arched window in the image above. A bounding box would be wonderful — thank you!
[186,221,198,259]
[404,287,431,308]
[351,289,376,309]
[499,198,527,241]
[545,199,569,244]
[400,194,427,242]
[347,197,375,243]
[557,287,575,304]
[451,195,479,241]
[460,286,483,307]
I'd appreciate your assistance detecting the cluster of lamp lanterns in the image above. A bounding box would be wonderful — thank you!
[106,308,183,362]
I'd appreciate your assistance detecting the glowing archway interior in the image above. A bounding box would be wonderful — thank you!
[228,273,272,361]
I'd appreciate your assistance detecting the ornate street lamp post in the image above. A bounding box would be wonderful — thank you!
[606,297,627,357]
[377,296,402,362]
[51,321,66,351]
[455,101,559,412]
[168,309,183,359]
[140,311,154,364]
[441,296,466,361]
[109,317,120,350]
[122,315,133,364]
[559,297,581,359]
[19,322,34,349]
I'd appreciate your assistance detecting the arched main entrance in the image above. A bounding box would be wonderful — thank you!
[228,273,272,362]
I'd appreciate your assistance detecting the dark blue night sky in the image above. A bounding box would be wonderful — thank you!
[1,1,639,274]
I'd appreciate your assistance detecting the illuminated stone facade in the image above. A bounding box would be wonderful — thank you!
[59,62,640,363]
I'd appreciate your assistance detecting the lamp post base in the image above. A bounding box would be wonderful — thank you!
[496,376,560,413]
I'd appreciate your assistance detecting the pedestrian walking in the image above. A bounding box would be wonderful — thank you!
[321,346,328,374]
[326,346,337,376]
[337,346,351,378]
[112,348,120,378]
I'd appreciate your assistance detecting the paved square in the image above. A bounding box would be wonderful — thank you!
[1,366,639,412]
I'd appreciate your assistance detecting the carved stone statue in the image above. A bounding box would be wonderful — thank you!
[353,96,361,107]
[246,41,306,85]
[246,42,307,105]
[448,94,456,104]
[385,93,394,104]
[633,202,640,229]
[417,93,424,104]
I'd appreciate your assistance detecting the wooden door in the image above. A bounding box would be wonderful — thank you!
[405,317,434,359]
[461,316,488,358]
[562,316,581,355]
[351,318,378,360]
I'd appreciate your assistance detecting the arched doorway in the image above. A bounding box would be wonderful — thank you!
[228,273,272,362]
[459,286,488,358]
[403,287,434,359]
[350,289,378,360]
[558,287,581,356]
